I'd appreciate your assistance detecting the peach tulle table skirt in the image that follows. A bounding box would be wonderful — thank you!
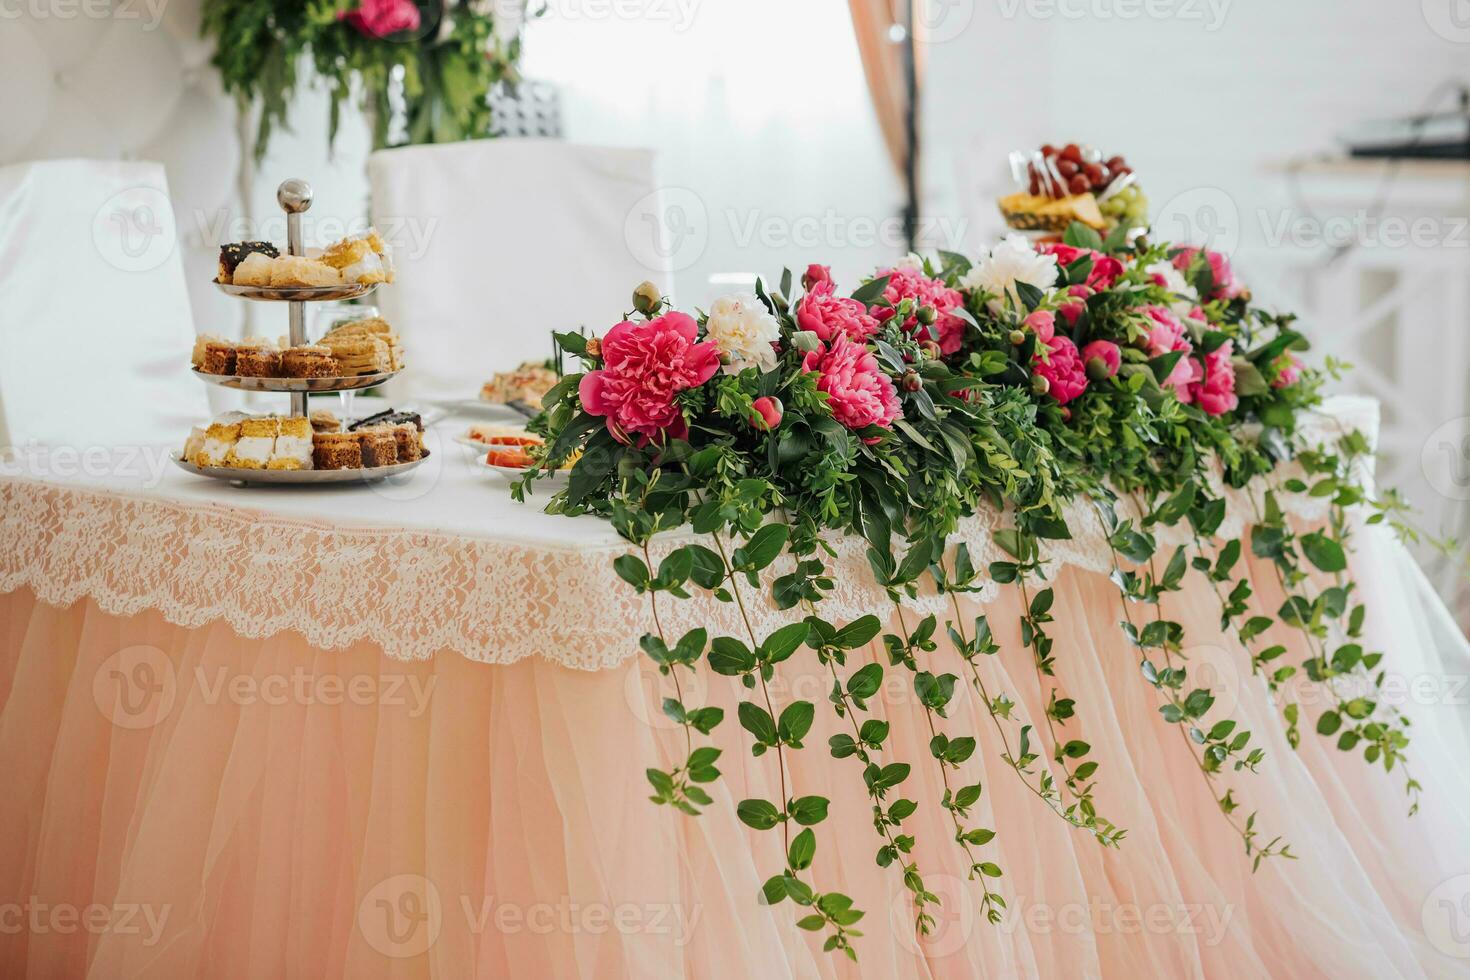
[3,523,1470,979]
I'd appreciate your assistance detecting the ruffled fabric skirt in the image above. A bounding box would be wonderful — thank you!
[2,522,1468,978]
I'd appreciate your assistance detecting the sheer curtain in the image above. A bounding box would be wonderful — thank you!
[518,0,904,305]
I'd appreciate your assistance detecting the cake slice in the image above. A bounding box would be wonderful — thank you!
[356,427,399,468]
[227,417,279,469]
[320,335,393,376]
[197,412,247,467]
[270,256,342,288]
[232,252,276,287]
[217,242,279,283]
[281,345,338,379]
[270,416,314,470]
[235,341,282,377]
[313,432,362,470]
[199,339,238,375]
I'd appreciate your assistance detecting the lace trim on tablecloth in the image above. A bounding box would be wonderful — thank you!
[0,403,1376,669]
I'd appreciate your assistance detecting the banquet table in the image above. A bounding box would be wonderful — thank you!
[3,397,1470,979]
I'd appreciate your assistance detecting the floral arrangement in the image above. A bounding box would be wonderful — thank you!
[515,220,1428,958]
[202,0,524,160]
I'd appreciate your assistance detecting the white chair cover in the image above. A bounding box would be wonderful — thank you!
[0,159,208,452]
[367,141,673,400]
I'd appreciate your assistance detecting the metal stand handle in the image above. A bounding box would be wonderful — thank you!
[278,179,313,419]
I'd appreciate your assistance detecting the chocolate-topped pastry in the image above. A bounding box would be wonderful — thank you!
[217,241,280,283]
[349,409,423,433]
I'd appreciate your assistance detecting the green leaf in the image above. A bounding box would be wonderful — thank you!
[1062,221,1104,251]
[789,795,830,826]
[788,828,817,870]
[850,275,891,307]
[736,524,790,572]
[762,622,810,664]
[613,555,650,590]
[1316,710,1342,736]
[847,663,884,700]
[737,798,782,830]
[778,701,816,744]
[833,615,883,649]
[1299,532,1347,573]
[738,702,778,746]
[709,637,756,676]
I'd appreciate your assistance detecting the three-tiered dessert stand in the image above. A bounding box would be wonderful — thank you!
[174,178,428,485]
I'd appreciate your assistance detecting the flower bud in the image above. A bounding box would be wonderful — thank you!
[1031,374,1050,395]
[918,340,943,360]
[584,337,602,359]
[632,281,662,315]
[791,330,822,353]
[750,396,783,431]
[916,305,937,326]
[901,370,923,392]
[1085,357,1111,382]
[802,264,832,291]
[1009,329,1027,346]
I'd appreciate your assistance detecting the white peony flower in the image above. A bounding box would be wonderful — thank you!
[705,292,780,374]
[1144,260,1197,301]
[962,234,1059,310]
[894,252,925,272]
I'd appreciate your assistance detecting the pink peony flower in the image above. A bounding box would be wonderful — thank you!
[802,336,900,438]
[579,312,720,444]
[1024,309,1056,343]
[339,0,421,38]
[802,264,832,290]
[1270,352,1303,389]
[1032,335,1089,405]
[1188,340,1239,415]
[1039,243,1125,290]
[878,265,967,355]
[1081,339,1122,379]
[1172,247,1243,301]
[797,280,880,343]
[750,396,783,431]
[1139,304,1195,395]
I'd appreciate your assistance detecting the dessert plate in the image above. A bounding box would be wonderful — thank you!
[214,282,378,303]
[172,450,430,485]
[478,460,570,486]
[425,397,540,419]
[192,369,399,392]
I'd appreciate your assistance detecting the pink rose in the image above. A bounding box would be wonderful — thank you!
[1188,340,1239,415]
[802,264,832,290]
[878,265,967,356]
[339,0,421,38]
[1139,304,1195,395]
[1270,353,1303,389]
[797,281,880,343]
[1172,247,1242,301]
[750,396,783,431]
[802,336,900,438]
[1039,243,1124,290]
[1032,335,1089,405]
[1081,339,1122,379]
[1024,309,1056,343]
[579,311,720,444]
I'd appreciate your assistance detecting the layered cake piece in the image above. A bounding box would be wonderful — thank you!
[320,335,393,376]
[320,229,395,285]
[217,242,279,283]
[232,252,276,287]
[309,409,342,433]
[313,432,362,470]
[270,417,314,470]
[281,345,338,378]
[270,255,342,288]
[349,409,425,460]
[235,339,281,377]
[227,417,279,469]
[356,427,399,467]
[200,340,238,376]
[195,412,248,467]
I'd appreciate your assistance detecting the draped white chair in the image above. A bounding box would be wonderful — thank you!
[0,159,209,452]
[367,141,674,401]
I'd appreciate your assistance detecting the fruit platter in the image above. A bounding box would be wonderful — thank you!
[999,142,1148,235]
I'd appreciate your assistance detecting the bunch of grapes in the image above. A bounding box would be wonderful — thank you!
[1027,144,1133,198]
[1100,183,1148,227]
